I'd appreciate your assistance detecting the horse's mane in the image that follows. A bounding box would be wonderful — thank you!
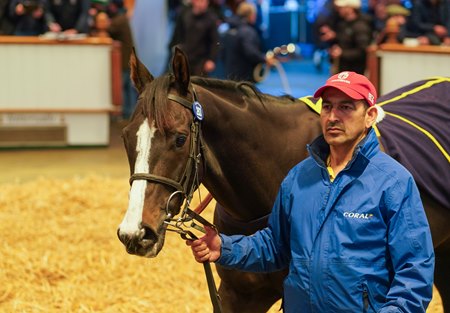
[191,76,297,106]
[139,73,298,131]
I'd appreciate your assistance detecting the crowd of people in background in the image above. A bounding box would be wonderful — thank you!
[313,0,450,74]
[0,0,449,116]
[167,0,450,80]
[0,0,138,36]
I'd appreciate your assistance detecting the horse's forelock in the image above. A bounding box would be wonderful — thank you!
[141,75,173,132]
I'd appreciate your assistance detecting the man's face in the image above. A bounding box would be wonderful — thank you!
[192,0,209,13]
[320,88,376,149]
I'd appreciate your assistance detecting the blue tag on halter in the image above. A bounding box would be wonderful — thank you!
[192,101,204,121]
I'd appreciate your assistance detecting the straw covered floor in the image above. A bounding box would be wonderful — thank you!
[0,176,442,312]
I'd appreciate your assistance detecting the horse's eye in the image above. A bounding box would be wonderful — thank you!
[175,135,187,148]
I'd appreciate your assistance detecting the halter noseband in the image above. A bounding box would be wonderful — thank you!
[128,87,203,219]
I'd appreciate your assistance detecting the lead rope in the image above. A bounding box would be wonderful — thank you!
[174,199,222,313]
[167,91,223,313]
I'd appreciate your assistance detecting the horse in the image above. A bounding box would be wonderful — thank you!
[117,47,450,312]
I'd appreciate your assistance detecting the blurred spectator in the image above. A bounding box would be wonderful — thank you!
[312,0,339,71]
[370,2,388,36]
[222,1,274,82]
[209,0,226,24]
[1,0,16,34]
[88,0,108,33]
[169,0,220,76]
[323,0,373,74]
[106,0,137,120]
[225,0,244,14]
[9,0,47,35]
[45,0,90,34]
[168,0,183,22]
[367,0,403,32]
[405,0,450,46]
[90,9,109,37]
[375,4,410,44]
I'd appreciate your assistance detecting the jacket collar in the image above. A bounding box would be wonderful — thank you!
[307,127,380,169]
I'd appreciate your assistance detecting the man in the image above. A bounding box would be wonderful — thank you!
[320,0,373,74]
[222,2,274,82]
[187,71,435,312]
[169,0,219,76]
[405,0,450,46]
[46,0,90,34]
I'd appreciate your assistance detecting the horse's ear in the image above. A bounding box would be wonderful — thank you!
[171,46,190,93]
[130,47,154,94]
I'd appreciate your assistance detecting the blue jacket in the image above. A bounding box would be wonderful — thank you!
[217,128,434,313]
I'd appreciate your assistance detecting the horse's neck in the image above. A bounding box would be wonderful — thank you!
[197,85,321,221]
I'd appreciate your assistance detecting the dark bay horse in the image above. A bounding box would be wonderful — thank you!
[117,47,450,312]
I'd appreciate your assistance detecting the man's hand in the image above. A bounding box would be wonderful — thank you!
[186,226,222,263]
[265,55,276,67]
[319,25,336,42]
[433,25,448,38]
[329,44,342,58]
[203,60,216,73]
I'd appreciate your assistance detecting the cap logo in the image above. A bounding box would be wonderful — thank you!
[338,71,350,80]
[330,71,351,84]
[368,92,375,104]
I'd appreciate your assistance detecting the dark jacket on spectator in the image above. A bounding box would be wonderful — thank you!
[46,0,90,33]
[333,14,373,74]
[222,15,266,82]
[9,0,47,35]
[169,7,219,75]
[169,4,219,76]
[406,0,450,45]
[0,0,15,34]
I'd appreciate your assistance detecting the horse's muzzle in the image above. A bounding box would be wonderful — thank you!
[116,224,160,257]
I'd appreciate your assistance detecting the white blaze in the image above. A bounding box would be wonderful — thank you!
[119,118,154,234]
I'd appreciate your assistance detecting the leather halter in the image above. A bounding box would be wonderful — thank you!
[128,89,203,218]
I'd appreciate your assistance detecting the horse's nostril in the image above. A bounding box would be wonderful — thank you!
[141,225,158,242]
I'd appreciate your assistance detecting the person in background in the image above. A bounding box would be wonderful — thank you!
[45,0,90,34]
[375,4,410,44]
[367,0,403,34]
[222,1,274,82]
[405,0,450,46]
[312,0,339,72]
[1,0,15,34]
[187,71,434,313]
[321,0,373,74]
[9,0,47,35]
[168,0,219,76]
[106,0,137,120]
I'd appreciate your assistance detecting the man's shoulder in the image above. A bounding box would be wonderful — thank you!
[371,152,414,182]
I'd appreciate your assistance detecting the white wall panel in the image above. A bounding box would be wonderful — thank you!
[0,38,113,146]
[0,44,111,109]
[379,51,450,94]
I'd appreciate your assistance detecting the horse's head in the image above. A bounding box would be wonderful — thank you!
[117,47,203,257]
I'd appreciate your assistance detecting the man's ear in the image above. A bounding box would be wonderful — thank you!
[366,106,379,128]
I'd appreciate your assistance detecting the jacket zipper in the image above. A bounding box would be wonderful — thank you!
[363,286,369,312]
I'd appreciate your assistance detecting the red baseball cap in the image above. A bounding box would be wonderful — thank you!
[314,71,377,106]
